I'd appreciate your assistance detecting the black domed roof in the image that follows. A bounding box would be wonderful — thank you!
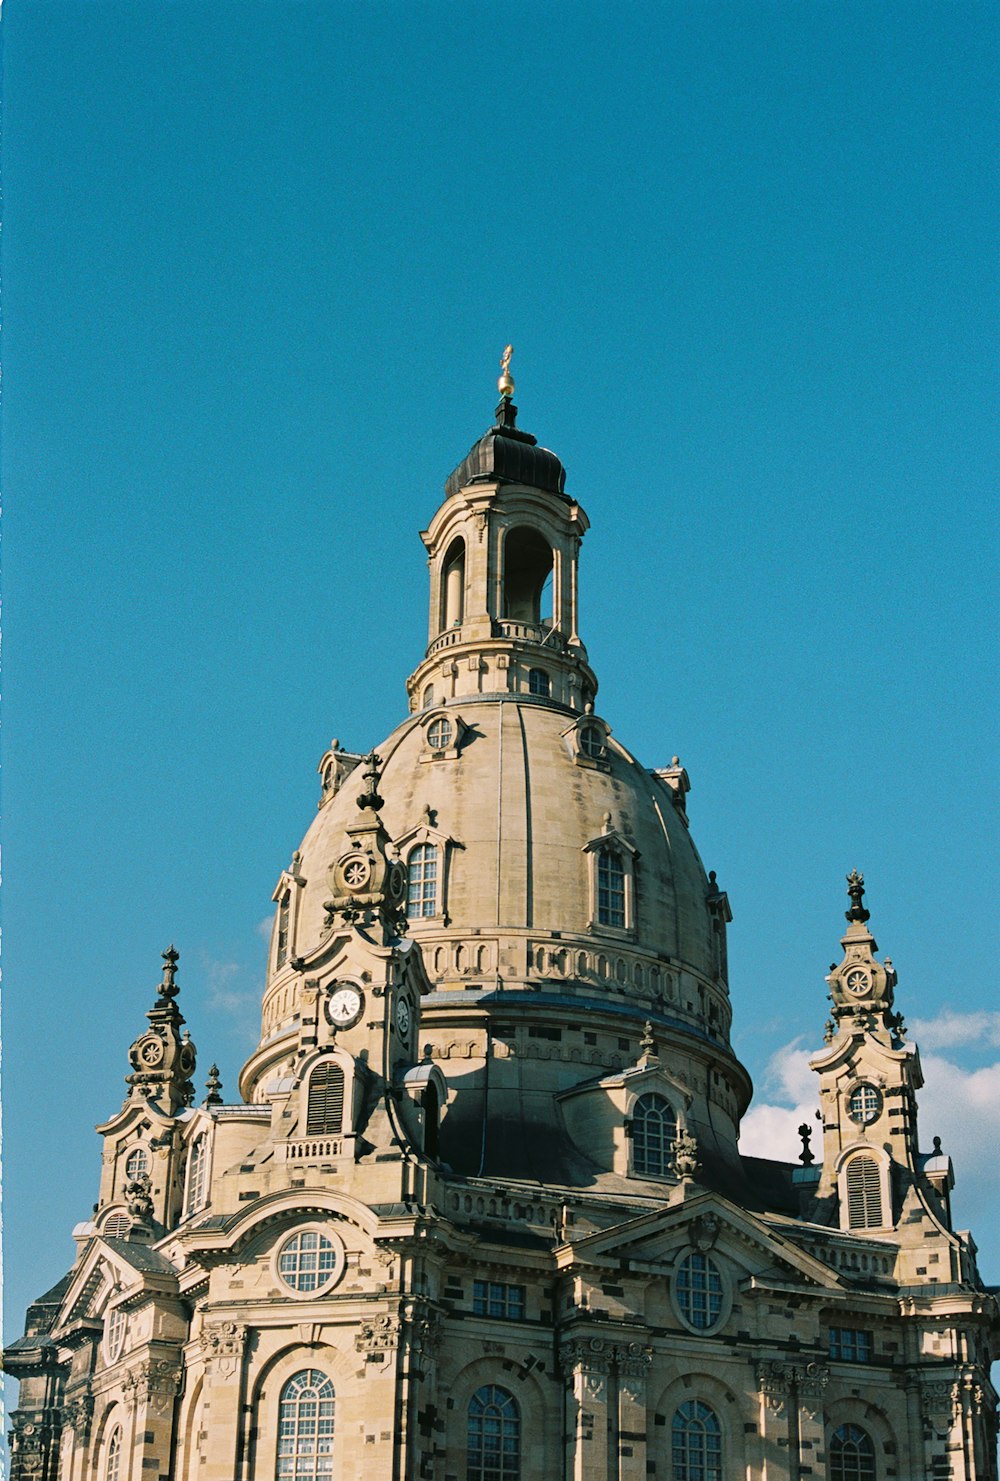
[444,399,567,499]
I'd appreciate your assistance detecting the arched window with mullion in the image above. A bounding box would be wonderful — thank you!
[407,843,438,918]
[104,1424,123,1481]
[829,1423,876,1481]
[275,1369,335,1480]
[631,1092,677,1177]
[671,1400,722,1481]
[467,1384,520,1481]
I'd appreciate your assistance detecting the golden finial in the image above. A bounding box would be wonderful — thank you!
[497,343,515,399]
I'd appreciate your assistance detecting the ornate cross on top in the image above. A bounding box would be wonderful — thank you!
[159,945,180,1000]
[845,869,870,924]
[356,751,385,814]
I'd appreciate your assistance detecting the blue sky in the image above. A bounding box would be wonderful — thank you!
[4,0,998,1347]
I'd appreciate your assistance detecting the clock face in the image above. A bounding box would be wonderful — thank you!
[327,985,363,1028]
[395,996,411,1036]
[845,969,870,996]
[139,1037,164,1067]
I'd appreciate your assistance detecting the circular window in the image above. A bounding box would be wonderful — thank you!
[674,1251,724,1331]
[341,856,371,891]
[848,1083,882,1125]
[427,717,453,750]
[124,1147,149,1180]
[104,1303,127,1364]
[845,969,870,996]
[275,1226,345,1298]
[579,725,606,759]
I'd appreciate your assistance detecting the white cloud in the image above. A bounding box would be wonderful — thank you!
[908,1008,1000,1052]
[738,1034,1000,1276]
[256,914,274,942]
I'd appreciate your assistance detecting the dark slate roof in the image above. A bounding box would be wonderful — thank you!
[102,1239,178,1276]
[444,401,567,499]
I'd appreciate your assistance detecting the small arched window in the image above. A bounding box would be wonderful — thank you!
[829,1422,876,1481]
[422,685,435,710]
[440,536,466,629]
[528,667,550,697]
[597,847,626,927]
[407,843,438,918]
[502,526,553,625]
[845,1155,883,1229]
[631,1092,677,1177]
[184,1134,208,1218]
[423,1081,440,1159]
[468,1385,520,1481]
[104,1425,123,1481]
[306,1062,345,1136]
[276,1370,335,1480]
[671,1401,722,1481]
[276,890,291,968]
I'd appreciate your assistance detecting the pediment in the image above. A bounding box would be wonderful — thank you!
[57,1236,177,1329]
[95,1096,177,1138]
[558,1060,693,1108]
[557,1191,842,1292]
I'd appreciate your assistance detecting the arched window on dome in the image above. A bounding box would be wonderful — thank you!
[407,843,438,918]
[502,526,553,627]
[829,1422,876,1481]
[275,1369,335,1480]
[528,667,550,697]
[844,1154,884,1230]
[276,889,291,968]
[671,1400,722,1481]
[306,1062,345,1137]
[630,1092,677,1178]
[467,1385,520,1481]
[440,536,465,630]
[597,848,626,928]
[184,1134,209,1218]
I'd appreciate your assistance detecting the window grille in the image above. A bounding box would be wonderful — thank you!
[124,1146,149,1181]
[407,844,438,918]
[427,717,453,750]
[579,725,605,759]
[671,1400,722,1481]
[829,1327,873,1363]
[185,1135,208,1217]
[277,1230,339,1294]
[528,668,550,697]
[632,1093,676,1177]
[847,1084,881,1125]
[472,1280,526,1320]
[105,1426,123,1481]
[276,1370,335,1480]
[829,1422,876,1481]
[675,1253,723,1331]
[306,1063,345,1137]
[845,1155,883,1229]
[467,1386,520,1481]
[597,848,626,928]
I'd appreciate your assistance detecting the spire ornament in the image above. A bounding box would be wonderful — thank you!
[204,1064,223,1107]
[497,343,515,400]
[845,870,870,924]
[356,752,385,814]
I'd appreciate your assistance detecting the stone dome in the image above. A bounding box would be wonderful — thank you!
[443,398,566,499]
[255,694,733,1062]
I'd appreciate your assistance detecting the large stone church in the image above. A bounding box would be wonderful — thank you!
[7,364,998,1480]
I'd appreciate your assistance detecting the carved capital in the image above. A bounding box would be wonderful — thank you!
[62,1394,94,1441]
[355,1314,401,1355]
[122,1358,183,1413]
[199,1320,247,1380]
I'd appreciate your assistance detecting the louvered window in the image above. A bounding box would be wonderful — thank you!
[307,1063,345,1136]
[846,1155,883,1229]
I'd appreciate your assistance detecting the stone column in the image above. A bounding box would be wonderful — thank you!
[197,1322,248,1481]
[121,1357,183,1478]
[562,1338,613,1481]
[753,1362,793,1481]
[615,1343,652,1481]
[59,1396,94,1481]
[794,1363,830,1479]
[355,1312,404,1479]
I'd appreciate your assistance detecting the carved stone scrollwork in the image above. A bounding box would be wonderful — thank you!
[122,1358,183,1414]
[10,1412,53,1478]
[355,1313,401,1356]
[755,1360,790,1417]
[199,1319,247,1380]
[559,1337,652,1401]
[62,1395,94,1441]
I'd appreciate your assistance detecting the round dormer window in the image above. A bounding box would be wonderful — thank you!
[848,1083,882,1125]
[579,725,606,759]
[427,717,453,750]
[275,1226,345,1298]
[125,1146,149,1180]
